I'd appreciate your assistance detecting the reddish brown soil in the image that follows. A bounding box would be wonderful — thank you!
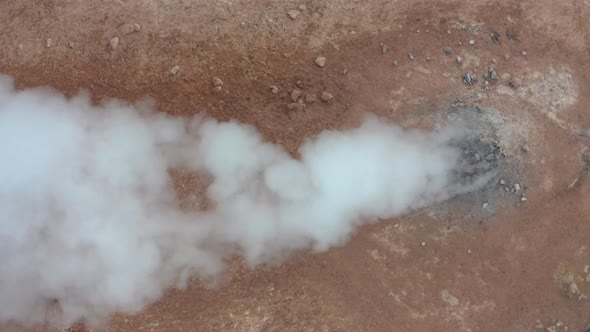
[1,0,590,331]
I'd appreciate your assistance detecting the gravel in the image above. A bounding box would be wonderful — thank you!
[463,73,477,85]
[119,23,141,35]
[270,86,279,94]
[321,92,334,102]
[169,65,180,75]
[315,56,326,67]
[521,50,527,56]
[407,52,414,60]
[504,53,510,61]
[46,38,52,48]
[456,56,463,64]
[287,10,299,20]
[443,47,453,55]
[469,39,475,46]
[109,37,120,49]
[212,77,223,87]
[381,43,388,54]
[290,89,302,102]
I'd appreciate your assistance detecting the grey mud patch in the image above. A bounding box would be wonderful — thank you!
[431,106,529,223]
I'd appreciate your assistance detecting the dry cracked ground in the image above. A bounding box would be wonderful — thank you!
[1,0,590,331]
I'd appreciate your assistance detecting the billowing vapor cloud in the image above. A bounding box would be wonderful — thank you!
[0,75,475,327]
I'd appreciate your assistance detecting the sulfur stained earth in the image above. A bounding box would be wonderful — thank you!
[1,1,590,331]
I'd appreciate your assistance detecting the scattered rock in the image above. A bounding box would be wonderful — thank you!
[392,60,398,66]
[240,21,246,29]
[504,53,510,61]
[119,23,141,35]
[420,241,426,247]
[521,50,527,56]
[490,31,501,43]
[440,290,459,306]
[286,103,301,111]
[482,202,489,209]
[212,86,222,93]
[169,65,181,75]
[287,10,300,20]
[315,56,326,68]
[463,73,477,85]
[381,43,388,54]
[426,56,431,61]
[499,179,506,185]
[509,79,519,89]
[514,183,521,191]
[467,249,472,254]
[443,47,452,55]
[488,68,498,80]
[46,38,52,48]
[321,92,334,102]
[212,77,223,87]
[68,41,76,49]
[491,58,497,64]
[295,80,305,88]
[521,144,529,152]
[305,93,317,103]
[298,4,307,11]
[290,89,303,102]
[456,56,463,64]
[270,86,279,94]
[109,37,120,50]
[468,39,475,46]
[407,52,414,60]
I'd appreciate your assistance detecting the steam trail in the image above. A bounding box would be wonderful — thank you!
[0,75,470,326]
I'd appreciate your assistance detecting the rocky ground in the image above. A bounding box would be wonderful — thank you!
[1,0,590,331]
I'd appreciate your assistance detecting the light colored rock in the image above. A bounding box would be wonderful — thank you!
[287,10,299,20]
[290,89,302,102]
[170,65,181,75]
[119,23,141,35]
[46,38,52,48]
[320,92,333,102]
[305,93,317,103]
[109,37,120,49]
[270,86,279,94]
[286,103,301,111]
[212,86,222,93]
[212,77,223,87]
[315,56,326,67]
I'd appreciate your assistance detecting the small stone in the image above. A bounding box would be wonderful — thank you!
[381,43,388,54]
[482,202,489,209]
[521,50,527,56]
[456,56,463,64]
[584,265,589,274]
[169,65,181,75]
[489,68,498,80]
[290,89,303,102]
[499,179,506,185]
[270,86,279,94]
[463,73,473,85]
[212,86,222,93]
[240,21,246,29]
[521,144,529,152]
[286,103,301,111]
[467,249,472,254]
[298,4,307,11]
[426,56,431,61]
[109,37,120,49]
[521,196,527,202]
[321,92,334,102]
[458,41,463,46]
[483,72,489,79]
[68,41,76,49]
[468,39,475,46]
[393,60,398,66]
[509,79,519,89]
[119,23,141,35]
[407,52,414,60]
[514,183,521,191]
[504,186,510,192]
[343,68,348,74]
[305,93,317,103]
[287,10,300,20]
[420,241,426,247]
[491,59,497,64]
[504,53,510,61]
[315,56,326,68]
[443,47,453,55]
[46,38,52,48]
[212,77,223,87]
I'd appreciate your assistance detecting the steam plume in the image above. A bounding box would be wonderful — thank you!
[0,75,471,326]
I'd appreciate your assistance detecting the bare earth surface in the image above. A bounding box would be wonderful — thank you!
[1,0,590,331]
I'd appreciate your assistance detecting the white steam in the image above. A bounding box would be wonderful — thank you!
[0,75,470,326]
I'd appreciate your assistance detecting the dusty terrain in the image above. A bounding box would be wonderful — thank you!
[1,0,590,331]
